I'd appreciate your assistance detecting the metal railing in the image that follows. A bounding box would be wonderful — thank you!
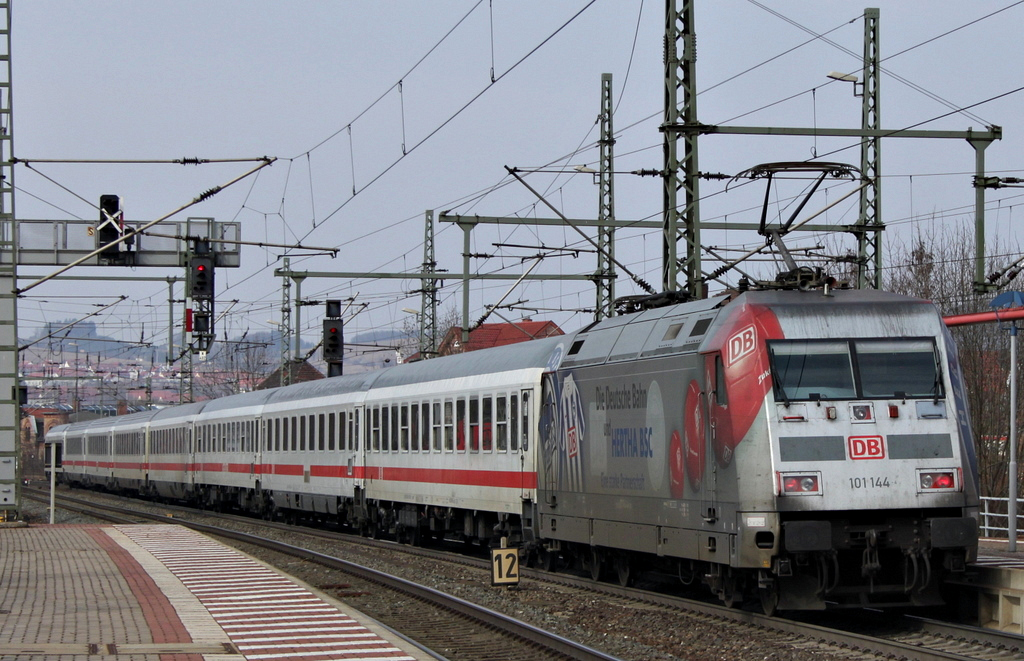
[980,495,1023,538]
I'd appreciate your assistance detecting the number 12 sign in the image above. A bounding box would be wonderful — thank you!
[490,547,521,587]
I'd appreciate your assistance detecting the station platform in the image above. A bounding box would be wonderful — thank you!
[954,538,1024,633]
[0,523,432,661]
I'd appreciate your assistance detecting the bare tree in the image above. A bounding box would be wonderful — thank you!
[193,337,275,400]
[885,222,1018,500]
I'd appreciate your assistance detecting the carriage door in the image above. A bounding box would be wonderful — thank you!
[353,406,366,490]
[250,418,260,487]
[703,352,730,523]
[187,425,196,489]
[539,374,559,494]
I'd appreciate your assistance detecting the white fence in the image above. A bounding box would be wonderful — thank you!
[980,496,1022,538]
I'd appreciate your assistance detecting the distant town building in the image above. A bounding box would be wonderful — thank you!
[256,360,325,390]
[432,320,564,358]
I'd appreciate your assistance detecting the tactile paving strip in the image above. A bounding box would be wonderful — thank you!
[117,525,418,661]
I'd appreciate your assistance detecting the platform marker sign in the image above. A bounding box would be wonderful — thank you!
[490,540,520,587]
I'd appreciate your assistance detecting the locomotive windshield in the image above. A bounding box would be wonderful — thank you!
[768,337,943,402]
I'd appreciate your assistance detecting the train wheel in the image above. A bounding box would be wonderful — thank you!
[721,570,743,609]
[589,547,604,582]
[537,548,556,572]
[615,556,632,587]
[759,582,780,617]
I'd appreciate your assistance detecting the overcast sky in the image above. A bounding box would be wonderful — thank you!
[13,1,1024,360]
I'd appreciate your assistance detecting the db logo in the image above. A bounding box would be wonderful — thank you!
[566,426,579,459]
[728,325,757,366]
[848,435,885,460]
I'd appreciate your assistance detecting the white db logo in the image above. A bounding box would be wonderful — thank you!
[728,326,756,365]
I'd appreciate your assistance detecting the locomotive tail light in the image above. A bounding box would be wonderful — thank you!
[826,406,837,420]
[778,472,821,496]
[918,469,959,492]
[888,404,899,418]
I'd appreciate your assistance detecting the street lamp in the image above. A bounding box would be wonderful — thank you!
[826,71,863,97]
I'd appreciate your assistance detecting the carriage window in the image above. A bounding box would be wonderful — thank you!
[390,406,400,452]
[420,402,430,452]
[372,407,382,452]
[352,410,360,451]
[409,403,419,452]
[481,395,493,452]
[855,339,942,398]
[432,402,443,452]
[690,317,712,337]
[714,354,728,406]
[401,404,411,452]
[328,413,336,451]
[291,417,298,451]
[469,396,483,453]
[496,395,508,452]
[275,418,281,452]
[662,322,684,341]
[456,398,468,452]
[445,399,455,452]
[318,414,326,451]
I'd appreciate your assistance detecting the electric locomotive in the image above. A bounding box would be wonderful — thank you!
[536,284,978,612]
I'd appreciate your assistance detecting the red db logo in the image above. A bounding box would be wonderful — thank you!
[848,435,885,460]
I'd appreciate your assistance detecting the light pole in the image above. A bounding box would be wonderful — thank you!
[992,291,1024,550]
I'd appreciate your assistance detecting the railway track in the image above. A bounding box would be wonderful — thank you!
[25,487,1024,661]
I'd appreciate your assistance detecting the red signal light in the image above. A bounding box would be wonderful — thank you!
[196,264,206,272]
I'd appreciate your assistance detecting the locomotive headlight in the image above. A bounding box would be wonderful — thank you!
[851,404,873,422]
[779,472,822,495]
[918,469,958,492]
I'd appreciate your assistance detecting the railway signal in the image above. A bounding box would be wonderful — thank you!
[323,320,343,361]
[324,300,344,377]
[97,194,125,259]
[193,311,211,334]
[190,256,215,300]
